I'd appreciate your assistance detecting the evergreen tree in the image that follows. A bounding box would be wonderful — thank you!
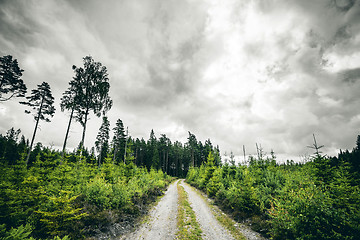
[111,119,126,164]
[73,56,112,151]
[125,141,135,165]
[214,145,221,166]
[20,82,55,165]
[60,67,82,159]
[147,129,157,168]
[159,134,170,173]
[152,146,160,169]
[95,116,110,167]
[187,132,197,167]
[0,55,26,102]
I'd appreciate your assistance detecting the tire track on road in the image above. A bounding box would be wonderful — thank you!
[123,180,179,240]
[179,180,236,240]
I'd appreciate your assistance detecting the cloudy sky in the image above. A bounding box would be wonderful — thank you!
[1,0,360,161]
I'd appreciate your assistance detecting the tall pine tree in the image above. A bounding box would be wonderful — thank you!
[95,116,110,167]
[20,82,55,165]
[111,119,126,164]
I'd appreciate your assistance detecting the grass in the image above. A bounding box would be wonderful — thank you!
[175,181,202,240]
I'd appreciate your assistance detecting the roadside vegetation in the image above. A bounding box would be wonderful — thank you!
[186,136,360,240]
[0,148,171,239]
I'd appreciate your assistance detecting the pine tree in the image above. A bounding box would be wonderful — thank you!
[147,129,157,168]
[187,132,197,167]
[111,119,126,164]
[20,82,55,165]
[95,116,110,167]
[125,141,135,165]
[0,55,26,101]
[73,56,112,151]
[152,146,160,169]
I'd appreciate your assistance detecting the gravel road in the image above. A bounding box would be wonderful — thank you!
[123,180,179,240]
[179,180,235,240]
[121,179,266,240]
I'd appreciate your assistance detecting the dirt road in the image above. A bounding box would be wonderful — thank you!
[121,179,265,240]
[123,180,179,240]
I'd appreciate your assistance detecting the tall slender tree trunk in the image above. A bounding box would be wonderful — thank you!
[162,151,165,171]
[166,149,169,174]
[135,147,138,165]
[80,108,89,157]
[98,150,102,168]
[26,96,44,166]
[124,127,128,164]
[113,146,117,163]
[61,106,74,162]
[191,149,194,167]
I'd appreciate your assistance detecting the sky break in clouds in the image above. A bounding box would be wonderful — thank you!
[0,0,360,162]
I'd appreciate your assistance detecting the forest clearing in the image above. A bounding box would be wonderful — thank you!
[1,52,359,239]
[1,1,360,239]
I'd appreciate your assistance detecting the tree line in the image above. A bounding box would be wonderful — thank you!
[0,54,220,177]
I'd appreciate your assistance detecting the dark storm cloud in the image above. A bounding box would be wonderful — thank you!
[339,68,360,83]
[0,1,40,51]
[144,0,207,102]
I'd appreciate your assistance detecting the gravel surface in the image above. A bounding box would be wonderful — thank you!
[120,179,267,240]
[122,180,179,240]
[182,181,267,240]
[179,180,235,240]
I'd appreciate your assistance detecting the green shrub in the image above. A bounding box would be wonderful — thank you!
[268,184,359,240]
[111,182,130,209]
[225,180,260,217]
[83,177,112,209]
[206,168,222,197]
[35,191,86,237]
[1,223,34,240]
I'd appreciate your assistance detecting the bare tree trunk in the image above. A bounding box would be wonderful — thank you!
[166,149,169,174]
[124,127,128,164]
[26,96,44,165]
[243,145,246,163]
[61,106,74,162]
[113,145,117,163]
[256,143,260,160]
[191,149,194,167]
[80,108,89,157]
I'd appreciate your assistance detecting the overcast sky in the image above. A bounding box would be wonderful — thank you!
[1,0,360,161]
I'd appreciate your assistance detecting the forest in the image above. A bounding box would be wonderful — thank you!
[186,137,360,239]
[1,55,360,239]
[0,55,221,239]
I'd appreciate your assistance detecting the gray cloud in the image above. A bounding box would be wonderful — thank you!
[339,68,360,83]
[0,0,360,160]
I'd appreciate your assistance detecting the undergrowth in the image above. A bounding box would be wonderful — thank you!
[0,154,172,239]
[186,146,360,240]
